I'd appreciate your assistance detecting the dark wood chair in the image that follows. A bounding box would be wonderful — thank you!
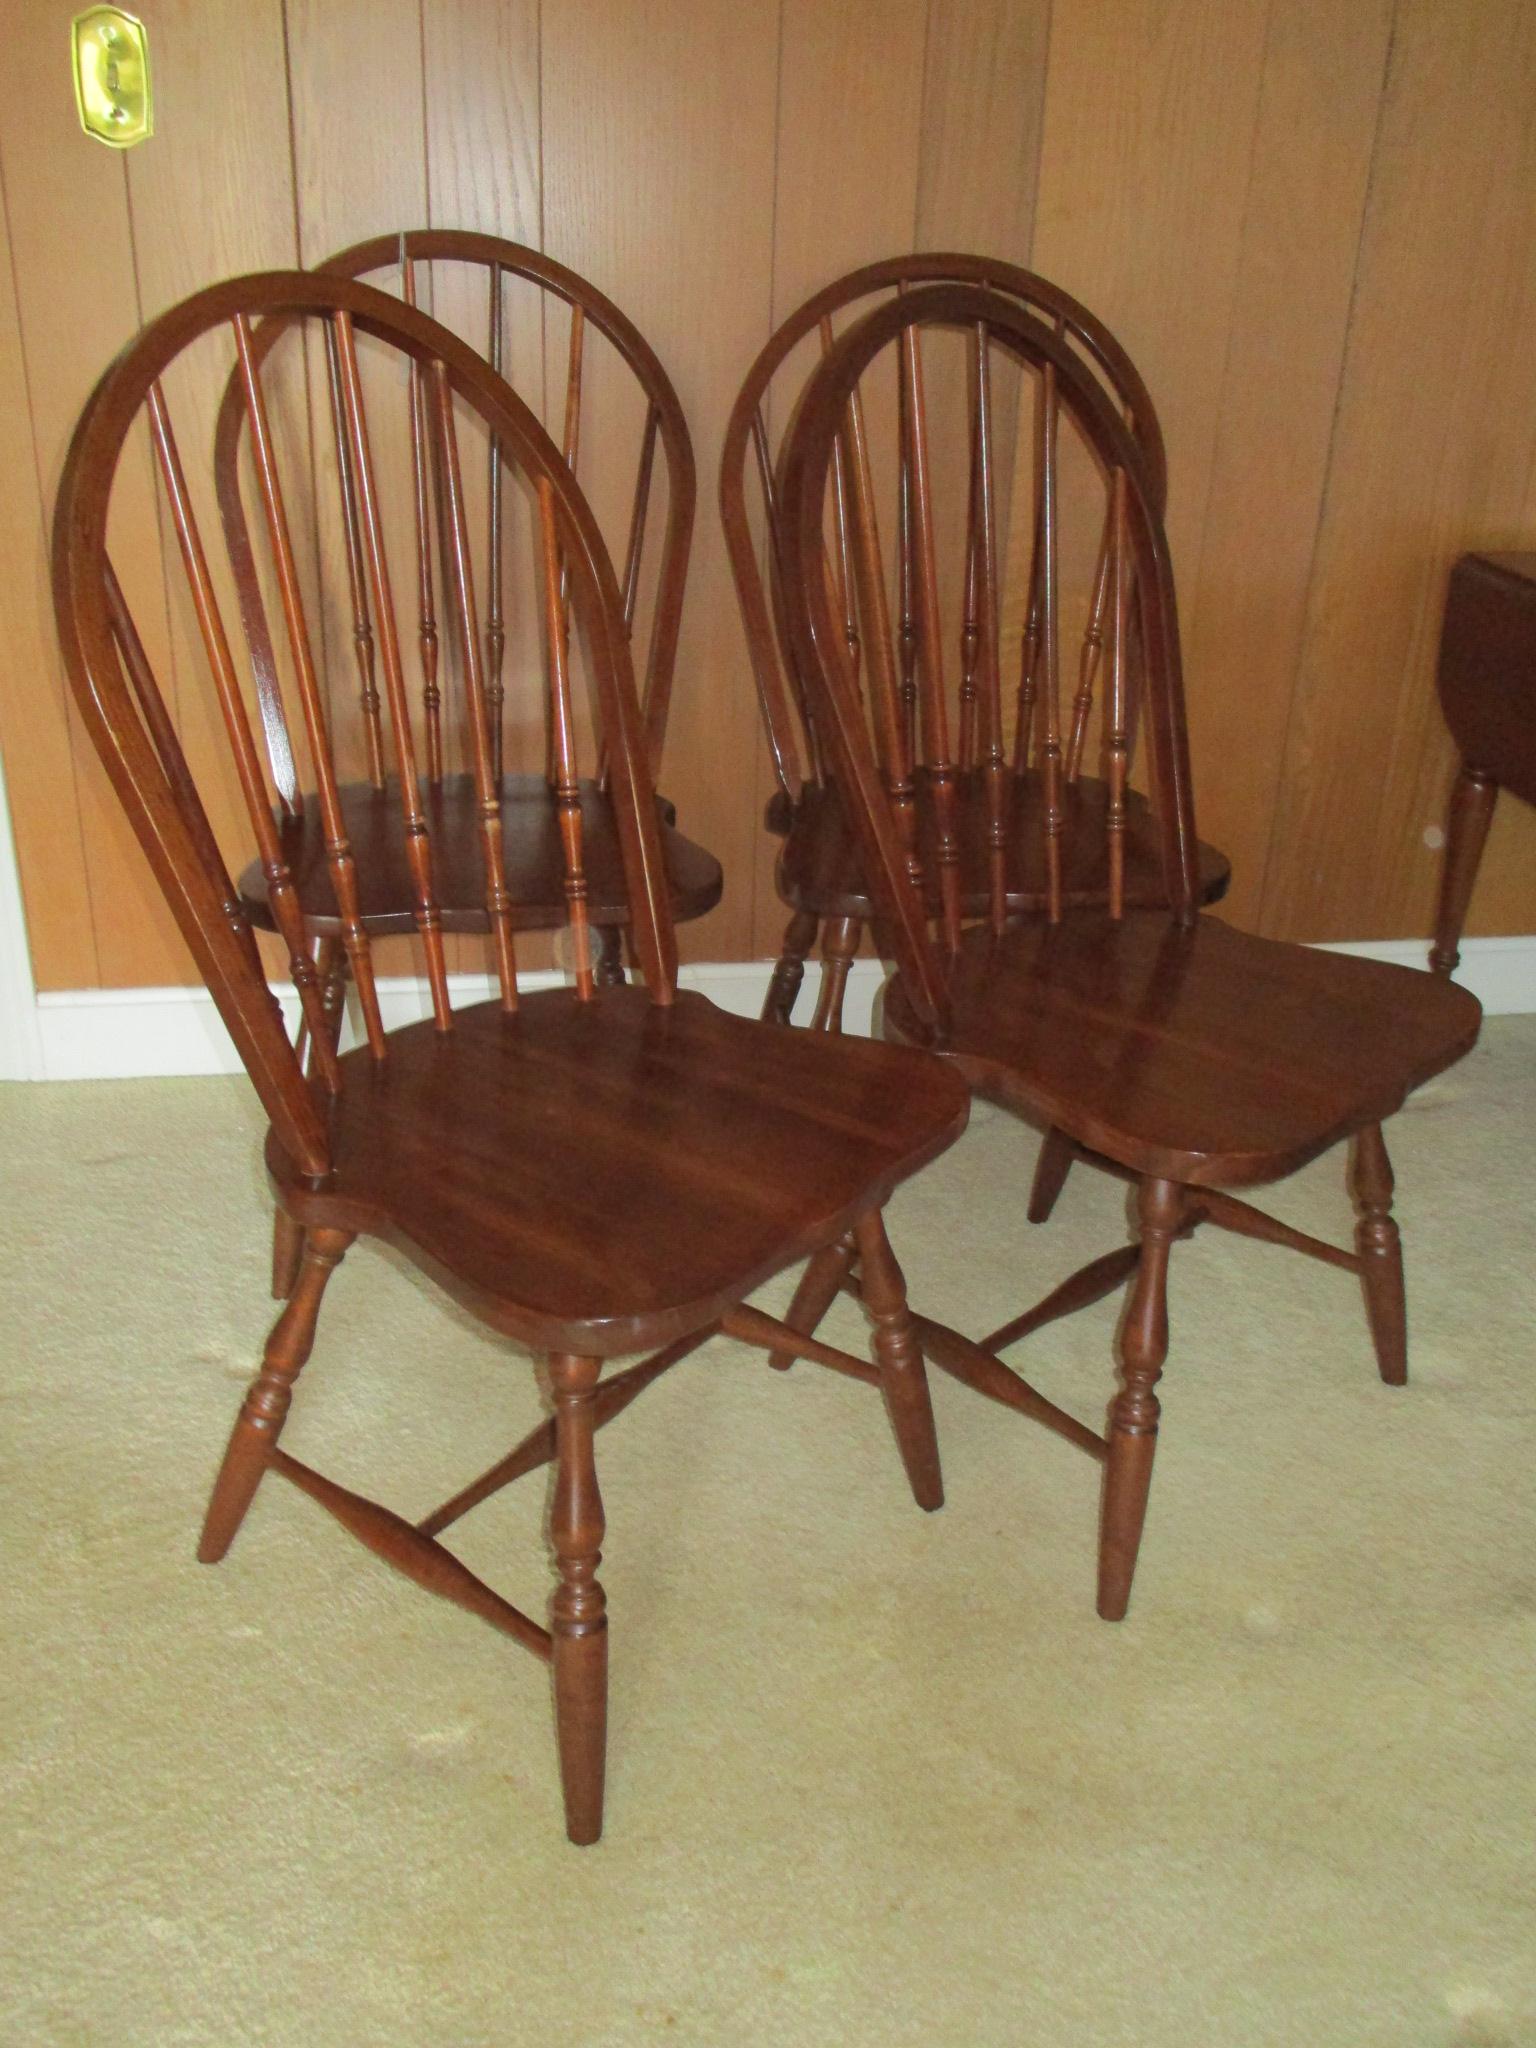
[720,252,1230,1034]
[214,230,720,1297]
[1429,551,1536,978]
[769,282,1481,1621]
[53,272,970,1843]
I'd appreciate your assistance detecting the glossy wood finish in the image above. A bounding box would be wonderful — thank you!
[52,272,970,1842]
[721,251,1229,1031]
[775,282,1482,1619]
[236,775,719,939]
[216,230,718,1289]
[1429,553,1536,976]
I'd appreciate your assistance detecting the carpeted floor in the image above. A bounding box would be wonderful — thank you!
[1,1018,1533,2047]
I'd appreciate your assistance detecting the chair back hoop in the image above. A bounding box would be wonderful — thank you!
[721,252,1168,802]
[214,230,694,796]
[775,282,1200,1042]
[53,271,678,1181]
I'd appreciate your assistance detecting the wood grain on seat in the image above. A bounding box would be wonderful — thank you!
[272,987,966,1356]
[887,913,1478,1186]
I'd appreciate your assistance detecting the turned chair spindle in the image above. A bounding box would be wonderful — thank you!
[721,252,1231,1036]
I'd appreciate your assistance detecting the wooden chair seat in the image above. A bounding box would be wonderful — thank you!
[238,773,722,936]
[269,986,968,1358]
[885,912,1480,1187]
[773,772,1230,924]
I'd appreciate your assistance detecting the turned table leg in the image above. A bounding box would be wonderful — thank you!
[1429,763,1497,977]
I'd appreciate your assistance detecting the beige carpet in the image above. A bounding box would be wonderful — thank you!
[1,1018,1533,2047]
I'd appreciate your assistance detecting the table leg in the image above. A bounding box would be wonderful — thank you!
[1429,762,1497,977]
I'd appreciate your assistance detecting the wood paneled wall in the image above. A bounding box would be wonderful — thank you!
[4,0,1535,992]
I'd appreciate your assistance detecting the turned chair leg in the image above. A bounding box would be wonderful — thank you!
[1099,1177,1181,1621]
[1349,1123,1407,1386]
[854,1210,943,1512]
[594,925,628,988]
[271,1209,306,1302]
[1028,1126,1075,1224]
[549,1352,608,1846]
[1429,762,1497,977]
[768,1230,856,1371]
[762,909,819,1025]
[810,915,861,1033]
[200,1226,353,1564]
[272,937,346,1300]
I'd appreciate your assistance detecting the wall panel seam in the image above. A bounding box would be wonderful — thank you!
[0,148,100,985]
[1253,0,1402,934]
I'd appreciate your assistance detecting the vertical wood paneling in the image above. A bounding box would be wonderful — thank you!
[1024,0,1271,588]
[756,0,929,957]
[0,175,96,986]
[0,3,187,987]
[541,0,779,964]
[1178,0,1393,928]
[6,0,1536,996]
[1261,0,1536,941]
[914,0,1051,255]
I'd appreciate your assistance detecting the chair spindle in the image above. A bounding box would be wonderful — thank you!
[485,261,507,781]
[428,361,521,1010]
[1035,357,1063,922]
[1065,504,1114,784]
[898,320,962,951]
[331,312,453,1030]
[320,322,387,791]
[538,478,595,998]
[233,313,386,1061]
[1106,465,1130,919]
[972,321,1008,933]
[819,317,861,683]
[400,256,444,785]
[840,350,921,892]
[146,372,339,1072]
[543,305,585,789]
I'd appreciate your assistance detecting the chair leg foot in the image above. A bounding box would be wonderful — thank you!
[855,1211,943,1512]
[1350,1123,1407,1385]
[549,1353,608,1846]
[769,1231,856,1371]
[199,1228,352,1565]
[762,910,819,1024]
[1098,1178,1180,1620]
[1028,1127,1074,1224]
[270,1208,305,1299]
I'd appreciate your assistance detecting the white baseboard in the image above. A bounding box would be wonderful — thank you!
[5,938,1530,1083]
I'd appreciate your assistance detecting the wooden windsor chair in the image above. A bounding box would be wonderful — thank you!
[213,230,721,1298]
[53,272,971,1843]
[720,252,1230,1036]
[771,282,1482,1621]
